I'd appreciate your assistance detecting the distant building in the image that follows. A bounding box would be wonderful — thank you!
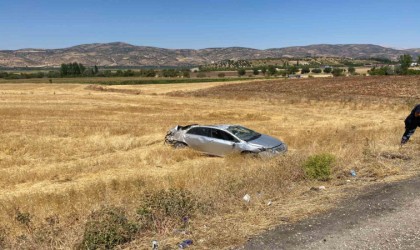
[190,67,199,72]
[410,63,418,67]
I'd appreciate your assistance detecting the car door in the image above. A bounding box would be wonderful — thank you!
[207,128,238,156]
[184,127,212,152]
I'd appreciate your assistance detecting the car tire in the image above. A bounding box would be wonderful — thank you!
[173,142,188,149]
[241,151,257,156]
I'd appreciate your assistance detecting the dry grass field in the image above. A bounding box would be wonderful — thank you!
[0,76,419,249]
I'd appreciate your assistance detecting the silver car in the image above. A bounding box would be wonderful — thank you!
[165,124,287,157]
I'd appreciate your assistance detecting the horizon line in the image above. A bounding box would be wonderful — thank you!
[1,42,413,51]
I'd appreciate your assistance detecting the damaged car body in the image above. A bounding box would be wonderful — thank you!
[165,124,287,157]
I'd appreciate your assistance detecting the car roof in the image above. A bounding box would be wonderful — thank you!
[191,124,232,130]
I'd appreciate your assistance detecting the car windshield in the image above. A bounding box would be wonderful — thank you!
[227,125,261,141]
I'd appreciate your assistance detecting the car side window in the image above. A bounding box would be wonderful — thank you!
[187,127,211,137]
[211,129,236,142]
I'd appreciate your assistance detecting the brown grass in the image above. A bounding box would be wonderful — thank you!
[0,76,419,249]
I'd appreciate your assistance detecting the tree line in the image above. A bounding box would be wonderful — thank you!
[237,65,354,77]
[369,55,420,76]
[1,55,419,80]
[0,63,196,79]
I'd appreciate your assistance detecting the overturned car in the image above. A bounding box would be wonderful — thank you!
[165,124,287,157]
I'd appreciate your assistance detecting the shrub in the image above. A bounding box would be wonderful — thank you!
[311,68,322,73]
[196,72,207,78]
[303,153,335,181]
[80,206,138,250]
[182,70,190,78]
[161,69,179,77]
[16,210,31,226]
[332,68,344,77]
[301,67,310,74]
[323,67,332,73]
[217,73,225,78]
[368,66,394,75]
[137,189,198,231]
[286,65,299,75]
[237,69,246,76]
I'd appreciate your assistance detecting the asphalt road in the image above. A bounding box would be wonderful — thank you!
[242,176,420,250]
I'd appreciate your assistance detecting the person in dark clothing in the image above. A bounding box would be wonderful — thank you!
[401,104,420,145]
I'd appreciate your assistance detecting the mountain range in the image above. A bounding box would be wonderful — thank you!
[0,42,418,68]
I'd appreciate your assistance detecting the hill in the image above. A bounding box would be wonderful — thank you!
[0,42,418,68]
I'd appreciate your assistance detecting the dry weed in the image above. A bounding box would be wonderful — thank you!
[0,78,419,248]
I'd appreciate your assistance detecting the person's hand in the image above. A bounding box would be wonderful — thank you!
[401,136,409,145]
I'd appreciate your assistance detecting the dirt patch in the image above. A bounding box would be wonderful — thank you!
[168,76,420,103]
[85,84,141,95]
[380,151,412,161]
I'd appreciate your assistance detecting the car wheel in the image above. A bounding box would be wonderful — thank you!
[173,142,188,149]
[241,151,257,156]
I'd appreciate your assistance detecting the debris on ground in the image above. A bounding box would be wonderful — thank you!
[152,240,159,250]
[350,170,357,177]
[310,186,326,191]
[178,239,193,249]
[243,194,251,202]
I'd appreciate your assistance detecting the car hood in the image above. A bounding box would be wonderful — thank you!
[248,134,283,148]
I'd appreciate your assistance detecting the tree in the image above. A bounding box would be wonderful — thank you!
[182,70,190,78]
[301,66,310,74]
[261,67,267,75]
[348,67,356,75]
[82,69,94,77]
[161,69,179,77]
[267,65,277,76]
[47,71,60,78]
[253,68,260,75]
[238,69,246,76]
[78,63,86,74]
[237,68,246,77]
[417,55,420,65]
[323,67,332,73]
[0,72,9,79]
[399,54,412,75]
[286,65,299,75]
[368,66,389,75]
[332,68,344,77]
[102,70,113,77]
[94,65,99,75]
[72,62,80,75]
[123,69,135,77]
[311,68,322,73]
[60,63,68,76]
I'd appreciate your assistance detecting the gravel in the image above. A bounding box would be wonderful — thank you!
[242,176,420,250]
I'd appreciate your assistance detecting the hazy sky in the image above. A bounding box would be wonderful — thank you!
[1,0,419,50]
